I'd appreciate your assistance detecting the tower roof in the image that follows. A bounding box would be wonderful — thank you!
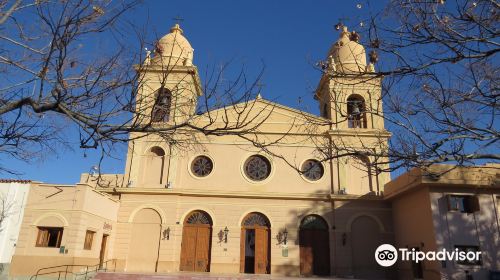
[327,26,369,73]
[153,23,194,66]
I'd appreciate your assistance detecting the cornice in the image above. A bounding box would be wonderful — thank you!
[96,187,384,202]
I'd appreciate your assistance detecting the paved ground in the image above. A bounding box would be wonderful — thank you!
[92,272,357,280]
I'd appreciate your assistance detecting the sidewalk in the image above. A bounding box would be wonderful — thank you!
[92,272,357,280]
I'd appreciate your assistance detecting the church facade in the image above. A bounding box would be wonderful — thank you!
[10,24,395,278]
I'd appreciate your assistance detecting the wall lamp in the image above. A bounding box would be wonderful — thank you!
[276,228,288,245]
[218,226,229,243]
[162,227,170,240]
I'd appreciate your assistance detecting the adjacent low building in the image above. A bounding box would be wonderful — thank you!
[386,164,500,280]
[9,183,119,277]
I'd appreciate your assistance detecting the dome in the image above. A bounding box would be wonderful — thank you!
[328,26,367,73]
[153,24,194,66]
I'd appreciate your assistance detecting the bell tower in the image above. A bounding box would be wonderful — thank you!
[124,24,202,189]
[135,23,202,126]
[315,26,384,130]
[315,26,390,196]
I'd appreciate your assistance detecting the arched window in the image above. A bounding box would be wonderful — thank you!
[300,215,328,230]
[242,212,270,227]
[347,95,367,128]
[152,87,172,122]
[143,146,166,185]
[184,210,213,225]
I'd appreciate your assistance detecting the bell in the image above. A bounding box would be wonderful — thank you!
[352,104,361,115]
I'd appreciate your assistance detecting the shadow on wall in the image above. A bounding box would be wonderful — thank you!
[273,190,396,279]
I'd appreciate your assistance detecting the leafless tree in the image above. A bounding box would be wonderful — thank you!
[0,193,13,233]
[0,0,276,174]
[308,0,499,175]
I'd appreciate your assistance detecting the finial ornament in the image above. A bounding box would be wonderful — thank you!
[349,31,360,42]
[369,50,379,64]
[144,48,151,65]
[155,41,163,54]
[170,23,183,34]
[328,55,336,71]
[341,26,349,35]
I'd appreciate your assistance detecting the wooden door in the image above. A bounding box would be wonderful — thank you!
[195,227,211,272]
[254,228,269,274]
[99,234,108,269]
[315,230,330,275]
[240,229,245,272]
[300,230,314,276]
[300,229,330,276]
[180,226,211,272]
[180,226,197,271]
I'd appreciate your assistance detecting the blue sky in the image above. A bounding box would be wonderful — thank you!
[3,0,387,184]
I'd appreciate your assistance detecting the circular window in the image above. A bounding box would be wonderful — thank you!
[301,160,324,181]
[244,155,271,181]
[191,156,213,177]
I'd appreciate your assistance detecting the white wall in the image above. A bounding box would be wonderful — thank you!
[0,182,30,264]
[431,191,500,280]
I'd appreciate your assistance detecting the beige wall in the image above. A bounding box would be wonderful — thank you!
[10,184,119,276]
[391,186,440,280]
[121,133,388,197]
[106,192,393,277]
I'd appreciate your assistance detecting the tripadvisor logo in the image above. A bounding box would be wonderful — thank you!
[375,244,398,267]
[375,244,482,267]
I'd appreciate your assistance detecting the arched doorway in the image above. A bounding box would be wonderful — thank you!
[299,215,330,276]
[180,210,213,272]
[127,208,162,272]
[240,212,270,274]
[351,215,383,278]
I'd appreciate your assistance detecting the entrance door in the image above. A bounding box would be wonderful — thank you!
[299,215,330,276]
[180,211,212,272]
[99,234,108,269]
[240,212,271,274]
[255,227,269,274]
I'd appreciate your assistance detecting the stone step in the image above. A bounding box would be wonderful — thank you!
[92,272,355,280]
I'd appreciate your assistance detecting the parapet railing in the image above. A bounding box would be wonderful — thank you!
[29,259,116,280]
